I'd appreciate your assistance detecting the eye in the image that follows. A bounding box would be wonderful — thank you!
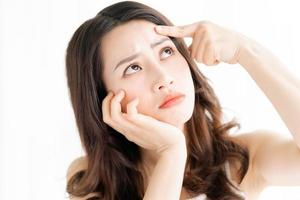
[123,46,175,77]
[160,46,174,59]
[123,64,142,76]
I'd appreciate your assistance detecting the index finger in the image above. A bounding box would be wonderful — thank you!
[154,22,198,38]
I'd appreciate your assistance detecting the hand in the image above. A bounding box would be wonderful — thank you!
[155,20,247,65]
[102,90,186,156]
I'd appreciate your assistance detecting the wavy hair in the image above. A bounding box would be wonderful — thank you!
[65,1,249,199]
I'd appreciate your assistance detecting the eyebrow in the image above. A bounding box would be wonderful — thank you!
[113,37,171,72]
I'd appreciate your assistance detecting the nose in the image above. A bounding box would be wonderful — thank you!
[152,68,175,93]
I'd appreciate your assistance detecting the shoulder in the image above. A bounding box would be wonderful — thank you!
[235,129,300,187]
[227,130,268,196]
[66,156,88,182]
[230,129,293,194]
[66,156,100,200]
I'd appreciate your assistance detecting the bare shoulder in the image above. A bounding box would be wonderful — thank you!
[66,156,88,182]
[227,130,269,198]
[66,156,99,200]
[236,128,300,186]
[230,129,298,198]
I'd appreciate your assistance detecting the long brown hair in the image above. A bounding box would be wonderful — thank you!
[65,1,249,199]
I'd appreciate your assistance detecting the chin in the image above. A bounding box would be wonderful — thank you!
[157,104,194,128]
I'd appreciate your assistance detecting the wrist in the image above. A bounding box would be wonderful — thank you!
[159,139,187,159]
[236,33,265,67]
[235,32,250,63]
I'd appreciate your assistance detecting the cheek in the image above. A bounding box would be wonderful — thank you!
[107,76,146,113]
[173,58,192,82]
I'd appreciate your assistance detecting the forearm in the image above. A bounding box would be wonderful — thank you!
[237,36,300,148]
[143,144,187,200]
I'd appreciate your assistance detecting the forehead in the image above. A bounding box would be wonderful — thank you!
[101,20,170,69]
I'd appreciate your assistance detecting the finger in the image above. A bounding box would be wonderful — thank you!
[102,91,114,122]
[125,112,160,133]
[108,91,142,141]
[203,43,217,66]
[155,22,198,38]
[190,29,205,59]
[102,91,133,138]
[110,90,134,127]
[195,38,208,63]
[110,90,125,119]
[126,97,139,116]
[210,46,220,66]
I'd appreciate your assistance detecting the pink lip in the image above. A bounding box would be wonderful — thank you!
[159,94,185,109]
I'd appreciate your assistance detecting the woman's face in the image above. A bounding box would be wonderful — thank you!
[101,20,195,130]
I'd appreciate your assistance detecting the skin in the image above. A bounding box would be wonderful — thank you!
[67,20,300,200]
[101,20,195,171]
[101,20,195,129]
[154,20,300,199]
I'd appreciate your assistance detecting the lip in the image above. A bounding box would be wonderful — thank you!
[159,93,185,109]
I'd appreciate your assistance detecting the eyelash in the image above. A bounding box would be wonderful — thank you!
[123,46,175,77]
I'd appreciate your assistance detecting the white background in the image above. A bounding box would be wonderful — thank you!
[0,0,300,199]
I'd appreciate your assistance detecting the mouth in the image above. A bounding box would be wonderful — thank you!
[159,93,185,109]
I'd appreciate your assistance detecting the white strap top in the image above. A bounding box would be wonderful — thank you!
[186,161,246,200]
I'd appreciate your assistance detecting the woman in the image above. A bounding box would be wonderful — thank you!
[65,1,300,200]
